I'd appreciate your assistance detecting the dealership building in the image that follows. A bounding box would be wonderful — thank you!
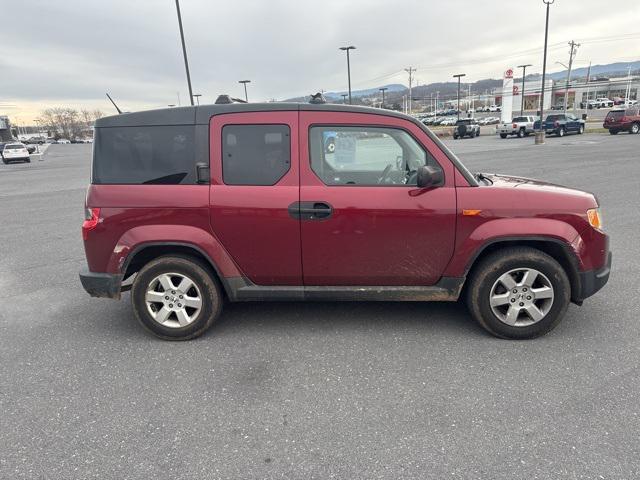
[494,74,639,112]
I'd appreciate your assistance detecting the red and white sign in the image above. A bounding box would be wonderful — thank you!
[504,68,514,79]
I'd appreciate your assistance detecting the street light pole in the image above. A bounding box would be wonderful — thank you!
[239,80,251,102]
[405,67,416,114]
[341,94,348,104]
[193,94,202,105]
[174,0,194,106]
[453,73,466,120]
[536,0,554,145]
[517,64,532,116]
[339,46,356,104]
[379,87,388,108]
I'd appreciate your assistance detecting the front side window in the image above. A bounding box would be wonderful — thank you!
[222,124,290,185]
[93,125,196,184]
[309,126,439,186]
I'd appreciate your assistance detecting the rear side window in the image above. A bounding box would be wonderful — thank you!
[92,126,196,184]
[222,124,290,185]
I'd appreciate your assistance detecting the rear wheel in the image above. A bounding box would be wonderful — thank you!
[609,129,619,135]
[631,123,640,134]
[131,256,223,340]
[578,124,584,134]
[466,247,570,339]
[558,128,565,137]
[517,128,525,138]
[499,133,507,139]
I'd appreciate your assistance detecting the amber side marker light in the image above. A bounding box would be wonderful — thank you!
[587,208,603,230]
[462,209,482,216]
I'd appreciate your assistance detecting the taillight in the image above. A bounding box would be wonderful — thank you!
[82,207,101,240]
[512,123,517,129]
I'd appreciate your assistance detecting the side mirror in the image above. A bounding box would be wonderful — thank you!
[416,165,444,188]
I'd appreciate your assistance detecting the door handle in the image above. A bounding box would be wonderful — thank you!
[288,201,333,221]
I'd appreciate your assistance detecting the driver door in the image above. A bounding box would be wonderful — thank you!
[298,111,457,286]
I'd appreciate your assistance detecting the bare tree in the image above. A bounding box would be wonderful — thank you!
[38,107,104,139]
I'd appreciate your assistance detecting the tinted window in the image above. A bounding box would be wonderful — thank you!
[512,117,527,122]
[92,125,196,184]
[4,144,24,150]
[626,109,639,116]
[546,115,563,121]
[222,124,290,186]
[309,126,439,186]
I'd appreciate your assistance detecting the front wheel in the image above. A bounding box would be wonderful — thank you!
[558,128,565,137]
[465,247,570,339]
[631,123,640,134]
[578,125,584,134]
[131,255,223,340]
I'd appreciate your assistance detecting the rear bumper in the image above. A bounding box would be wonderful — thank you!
[577,251,612,301]
[79,269,123,299]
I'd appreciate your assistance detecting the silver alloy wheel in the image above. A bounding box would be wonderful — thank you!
[145,272,203,328]
[326,142,335,153]
[558,128,565,137]
[489,268,554,327]
[632,123,640,134]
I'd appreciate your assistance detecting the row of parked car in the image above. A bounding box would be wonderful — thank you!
[422,116,501,127]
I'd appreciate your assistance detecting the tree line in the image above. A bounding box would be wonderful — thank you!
[36,108,105,140]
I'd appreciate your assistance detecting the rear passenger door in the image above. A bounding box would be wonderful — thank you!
[208,112,302,286]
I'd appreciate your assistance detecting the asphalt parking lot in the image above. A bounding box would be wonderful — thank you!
[1,133,639,479]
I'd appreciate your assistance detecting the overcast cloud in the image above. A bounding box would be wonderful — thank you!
[2,0,640,121]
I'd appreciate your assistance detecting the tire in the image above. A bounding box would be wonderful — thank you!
[453,134,458,139]
[558,128,565,137]
[578,124,584,135]
[499,133,507,139]
[631,123,640,134]
[465,247,571,339]
[609,129,619,135]
[131,255,223,341]
[517,128,525,138]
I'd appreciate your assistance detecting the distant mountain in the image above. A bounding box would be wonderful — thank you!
[285,84,405,102]
[283,60,639,104]
[542,60,640,80]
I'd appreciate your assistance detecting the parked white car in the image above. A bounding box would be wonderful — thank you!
[57,138,71,144]
[593,97,614,108]
[1,143,31,164]
[488,105,501,112]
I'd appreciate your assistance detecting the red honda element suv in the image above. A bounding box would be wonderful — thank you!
[80,102,611,340]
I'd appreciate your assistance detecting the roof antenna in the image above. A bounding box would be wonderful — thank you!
[106,93,122,114]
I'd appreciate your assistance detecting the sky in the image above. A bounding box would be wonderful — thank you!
[2,0,640,123]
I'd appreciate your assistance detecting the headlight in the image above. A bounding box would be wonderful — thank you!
[587,208,603,230]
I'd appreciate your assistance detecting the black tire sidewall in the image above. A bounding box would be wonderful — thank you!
[131,256,222,340]
[468,251,571,339]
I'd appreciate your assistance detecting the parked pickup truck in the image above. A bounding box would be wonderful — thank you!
[533,113,585,137]
[80,100,611,341]
[497,116,536,138]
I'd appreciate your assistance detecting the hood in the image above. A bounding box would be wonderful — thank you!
[479,173,598,206]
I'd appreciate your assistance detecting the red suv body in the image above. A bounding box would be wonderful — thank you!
[80,103,611,340]
[603,107,640,135]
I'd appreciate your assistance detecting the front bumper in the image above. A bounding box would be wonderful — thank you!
[577,251,612,301]
[79,269,123,299]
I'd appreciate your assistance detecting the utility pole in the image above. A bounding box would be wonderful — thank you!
[174,0,194,106]
[341,93,348,104]
[405,67,415,114]
[517,64,532,116]
[563,40,580,113]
